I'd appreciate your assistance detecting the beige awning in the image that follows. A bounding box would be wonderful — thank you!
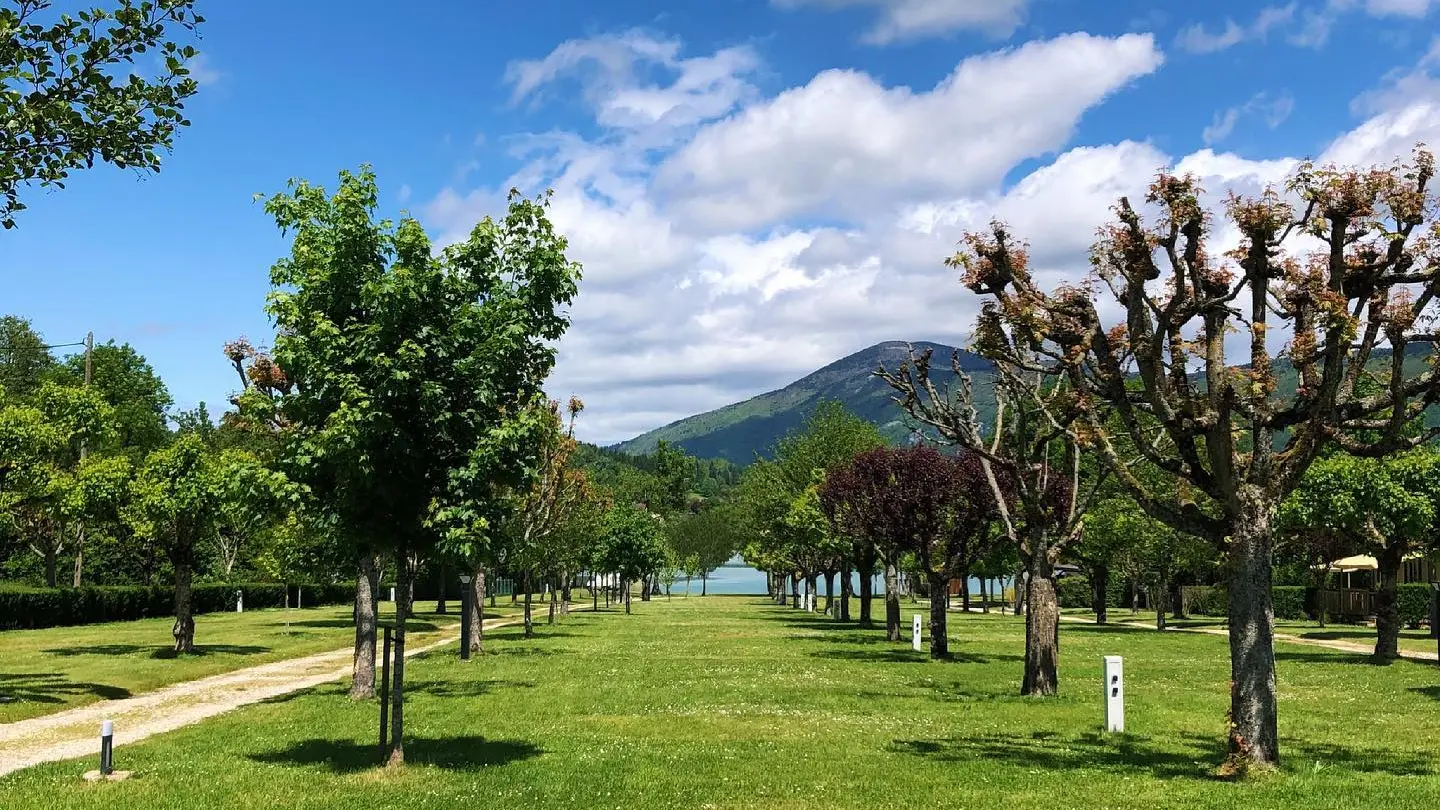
[1319,555,1378,572]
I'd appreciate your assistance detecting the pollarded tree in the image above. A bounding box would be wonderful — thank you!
[127,433,218,653]
[261,167,579,765]
[1279,448,1440,660]
[899,147,1440,771]
[878,353,1090,693]
[0,0,204,228]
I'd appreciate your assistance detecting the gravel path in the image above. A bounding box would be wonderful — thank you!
[0,615,526,777]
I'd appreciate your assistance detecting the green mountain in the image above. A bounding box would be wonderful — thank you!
[613,340,993,463]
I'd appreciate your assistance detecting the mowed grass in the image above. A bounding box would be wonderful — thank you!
[1066,609,1440,656]
[0,600,485,723]
[4,596,1440,809]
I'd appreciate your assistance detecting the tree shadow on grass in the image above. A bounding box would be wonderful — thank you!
[809,647,1014,665]
[40,643,272,659]
[407,678,536,698]
[0,672,131,704]
[890,730,1436,779]
[1273,650,1403,667]
[286,619,445,632]
[250,735,543,773]
[1408,686,1440,701]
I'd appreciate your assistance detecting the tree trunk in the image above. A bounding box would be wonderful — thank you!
[791,574,800,608]
[1092,564,1109,624]
[172,557,196,653]
[701,573,708,596]
[562,574,572,616]
[43,547,57,589]
[1224,492,1280,772]
[72,526,85,587]
[884,562,901,642]
[523,573,534,639]
[1020,548,1058,697]
[641,575,652,601]
[840,565,852,621]
[350,554,380,699]
[806,574,818,611]
[468,565,486,654]
[386,554,416,767]
[858,563,874,627]
[927,569,949,659]
[1014,564,1026,615]
[624,584,632,614]
[1171,580,1186,620]
[548,581,557,625]
[1374,544,1404,662]
[823,571,834,615]
[435,564,448,614]
[981,577,990,613]
[1155,580,1168,631]
[960,568,970,613]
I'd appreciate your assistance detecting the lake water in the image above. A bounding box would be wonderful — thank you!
[674,561,999,597]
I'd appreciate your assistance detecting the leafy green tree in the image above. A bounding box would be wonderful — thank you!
[126,433,218,652]
[0,315,54,396]
[57,340,172,459]
[260,167,579,765]
[596,503,667,614]
[1280,449,1440,660]
[211,448,293,579]
[1,0,204,228]
[669,500,742,596]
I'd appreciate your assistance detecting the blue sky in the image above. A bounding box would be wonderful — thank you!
[3,0,1439,443]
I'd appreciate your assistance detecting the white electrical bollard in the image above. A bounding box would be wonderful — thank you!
[1103,655,1124,732]
[390,587,396,603]
[806,593,815,612]
[236,590,243,613]
[912,614,923,651]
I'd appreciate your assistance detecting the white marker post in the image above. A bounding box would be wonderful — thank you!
[235,590,243,613]
[912,614,922,651]
[1104,655,1124,732]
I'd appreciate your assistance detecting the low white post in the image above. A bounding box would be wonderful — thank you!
[1104,655,1124,732]
[390,586,396,603]
[235,590,243,613]
[912,614,922,651]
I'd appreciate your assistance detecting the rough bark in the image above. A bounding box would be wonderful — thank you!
[1224,493,1280,771]
[927,569,949,659]
[840,565,852,621]
[523,573,534,639]
[624,584,632,614]
[72,527,85,587]
[960,569,970,613]
[548,581,557,625]
[857,563,874,626]
[641,575,652,601]
[386,555,416,767]
[791,574,800,608]
[350,553,380,699]
[1155,582,1168,631]
[884,562,901,642]
[172,558,196,653]
[1092,564,1109,624]
[1020,549,1058,697]
[435,564,448,614]
[468,565,485,654]
[1374,544,1403,662]
[43,548,57,589]
[823,571,834,615]
[701,573,708,596]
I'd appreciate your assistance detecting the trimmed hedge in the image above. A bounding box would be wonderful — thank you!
[1057,575,1092,609]
[0,582,352,631]
[1397,583,1431,629]
[1182,585,1307,620]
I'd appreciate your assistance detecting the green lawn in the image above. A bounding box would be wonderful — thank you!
[1064,609,1439,656]
[0,600,488,723]
[4,596,1440,808]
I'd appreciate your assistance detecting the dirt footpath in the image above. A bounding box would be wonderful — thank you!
[0,615,524,777]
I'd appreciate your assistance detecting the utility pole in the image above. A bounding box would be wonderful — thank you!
[73,332,93,588]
